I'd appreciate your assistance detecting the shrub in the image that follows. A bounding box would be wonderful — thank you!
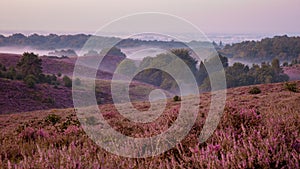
[0,63,6,71]
[15,73,23,80]
[63,75,72,88]
[17,52,42,79]
[6,67,17,80]
[284,82,297,92]
[283,62,289,67]
[50,74,57,83]
[173,95,181,102]
[45,114,61,125]
[24,74,37,88]
[249,86,261,94]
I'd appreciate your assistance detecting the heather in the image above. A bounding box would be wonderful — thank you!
[0,81,299,168]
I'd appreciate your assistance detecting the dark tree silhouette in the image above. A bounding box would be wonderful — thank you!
[17,52,42,81]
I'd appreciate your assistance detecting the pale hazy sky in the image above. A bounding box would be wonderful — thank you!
[1,0,300,35]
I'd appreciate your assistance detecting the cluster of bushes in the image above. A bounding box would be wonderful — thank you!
[284,82,298,92]
[0,64,15,79]
[200,58,289,91]
[249,86,261,94]
[121,48,290,92]
[225,59,289,88]
[133,49,201,92]
[45,114,61,125]
[248,82,298,95]
[0,52,74,88]
[43,114,80,131]
[283,59,300,67]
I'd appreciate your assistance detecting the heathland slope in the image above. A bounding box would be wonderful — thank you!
[0,81,299,168]
[0,77,163,114]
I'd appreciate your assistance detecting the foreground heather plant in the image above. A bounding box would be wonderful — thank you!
[223,105,261,131]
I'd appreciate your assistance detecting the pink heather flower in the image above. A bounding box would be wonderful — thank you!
[19,127,35,140]
[7,160,12,169]
[214,144,221,151]
[64,125,80,135]
[104,111,116,118]
[208,144,221,152]
[189,145,199,154]
[36,128,49,138]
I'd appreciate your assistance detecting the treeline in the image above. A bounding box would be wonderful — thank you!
[0,50,290,92]
[0,33,116,50]
[0,33,217,51]
[48,49,77,57]
[0,52,73,88]
[200,59,289,90]
[118,49,290,92]
[221,35,300,62]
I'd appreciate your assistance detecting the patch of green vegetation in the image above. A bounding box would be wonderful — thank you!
[24,74,37,88]
[249,86,261,94]
[60,114,80,130]
[173,95,181,102]
[221,35,300,61]
[284,82,297,92]
[63,75,72,88]
[0,52,63,88]
[201,58,289,91]
[45,114,61,125]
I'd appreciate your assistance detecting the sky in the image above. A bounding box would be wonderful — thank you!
[0,0,300,35]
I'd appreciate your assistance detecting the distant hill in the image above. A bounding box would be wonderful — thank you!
[0,33,217,51]
[220,35,300,63]
[0,33,120,50]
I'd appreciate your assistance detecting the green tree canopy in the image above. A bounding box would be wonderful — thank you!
[271,58,281,74]
[134,48,198,92]
[63,75,72,88]
[116,59,138,76]
[17,52,42,80]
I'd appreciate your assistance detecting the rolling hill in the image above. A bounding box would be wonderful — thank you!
[0,52,171,114]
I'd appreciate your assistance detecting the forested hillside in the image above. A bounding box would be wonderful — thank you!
[221,35,300,62]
